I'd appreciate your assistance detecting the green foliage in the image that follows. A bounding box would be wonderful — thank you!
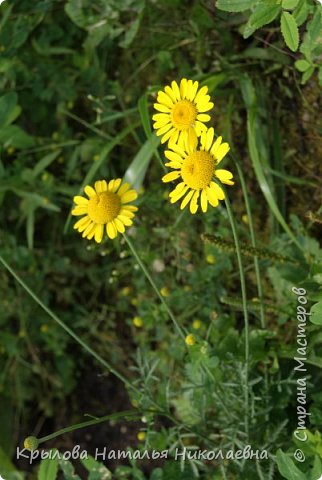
[0,0,321,479]
[281,11,300,51]
[216,0,321,84]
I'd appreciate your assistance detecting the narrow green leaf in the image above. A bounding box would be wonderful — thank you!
[32,151,61,178]
[275,449,307,480]
[295,59,310,72]
[123,134,160,191]
[281,11,299,51]
[26,208,35,250]
[216,0,256,12]
[138,93,152,138]
[241,76,303,251]
[38,453,59,480]
[243,5,281,38]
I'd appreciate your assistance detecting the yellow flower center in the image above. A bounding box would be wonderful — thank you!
[171,100,197,130]
[87,191,121,224]
[181,151,215,190]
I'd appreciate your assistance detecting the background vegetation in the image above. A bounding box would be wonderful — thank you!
[0,0,321,479]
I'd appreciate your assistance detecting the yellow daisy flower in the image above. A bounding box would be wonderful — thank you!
[72,179,138,243]
[153,79,214,147]
[162,127,234,214]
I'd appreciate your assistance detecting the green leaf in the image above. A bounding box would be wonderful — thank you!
[275,449,307,480]
[32,151,61,178]
[80,455,112,480]
[138,93,152,139]
[243,4,281,39]
[38,452,59,480]
[310,455,322,479]
[58,459,81,480]
[310,301,322,325]
[0,125,35,149]
[281,11,299,51]
[123,134,160,191]
[301,66,315,84]
[295,59,310,72]
[307,9,322,49]
[282,0,299,9]
[216,0,256,12]
[0,92,21,128]
[293,0,309,26]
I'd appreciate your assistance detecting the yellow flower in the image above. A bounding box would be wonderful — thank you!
[185,333,196,346]
[137,431,146,441]
[153,79,214,147]
[133,316,143,328]
[192,319,202,330]
[162,127,233,214]
[72,179,138,243]
[160,286,170,297]
[206,254,216,264]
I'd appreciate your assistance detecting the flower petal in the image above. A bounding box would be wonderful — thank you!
[95,180,107,193]
[121,189,138,203]
[216,142,230,163]
[71,206,87,216]
[114,217,126,233]
[206,186,219,207]
[154,103,170,113]
[180,78,188,99]
[162,171,181,183]
[190,190,199,214]
[73,195,88,205]
[197,113,211,122]
[156,123,172,136]
[157,91,174,108]
[194,85,208,104]
[118,215,133,226]
[210,181,225,200]
[160,128,176,144]
[84,185,96,198]
[94,224,104,243]
[165,150,184,164]
[74,216,91,231]
[215,169,234,185]
[180,189,194,210]
[117,183,131,196]
[106,222,117,239]
[201,189,208,213]
[112,178,122,193]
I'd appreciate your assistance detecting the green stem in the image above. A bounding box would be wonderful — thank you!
[123,234,186,342]
[223,192,249,441]
[233,159,265,329]
[39,410,142,444]
[0,254,140,397]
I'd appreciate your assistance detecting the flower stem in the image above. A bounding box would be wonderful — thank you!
[123,233,186,342]
[233,159,265,329]
[0,254,141,397]
[223,193,249,441]
[38,410,142,444]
